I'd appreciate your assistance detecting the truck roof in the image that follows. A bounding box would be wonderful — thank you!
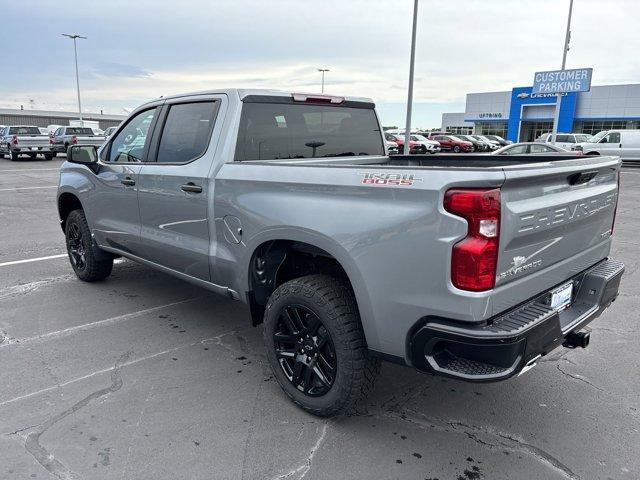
[145,89,375,107]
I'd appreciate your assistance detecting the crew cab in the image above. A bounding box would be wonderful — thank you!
[0,125,55,160]
[51,126,106,156]
[57,89,624,416]
[537,132,591,151]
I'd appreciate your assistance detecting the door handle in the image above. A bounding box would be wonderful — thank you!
[180,182,202,193]
[121,177,136,186]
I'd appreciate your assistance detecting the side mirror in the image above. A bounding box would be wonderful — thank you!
[67,145,98,165]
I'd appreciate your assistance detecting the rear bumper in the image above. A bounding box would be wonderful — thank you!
[11,146,54,153]
[408,258,624,382]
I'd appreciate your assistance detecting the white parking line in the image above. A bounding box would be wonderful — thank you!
[0,186,57,192]
[1,296,203,348]
[0,254,67,268]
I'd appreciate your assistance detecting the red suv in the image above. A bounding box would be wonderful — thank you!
[385,133,426,154]
[431,134,473,153]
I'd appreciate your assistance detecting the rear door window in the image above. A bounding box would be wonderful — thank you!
[556,135,571,143]
[235,102,383,161]
[155,101,218,164]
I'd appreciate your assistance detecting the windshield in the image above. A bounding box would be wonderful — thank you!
[588,131,608,143]
[8,126,41,135]
[66,127,95,135]
[235,102,384,160]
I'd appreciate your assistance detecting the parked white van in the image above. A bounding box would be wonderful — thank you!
[572,130,640,162]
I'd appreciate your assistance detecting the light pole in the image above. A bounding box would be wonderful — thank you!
[550,0,574,145]
[62,33,87,126]
[318,68,330,93]
[403,0,419,154]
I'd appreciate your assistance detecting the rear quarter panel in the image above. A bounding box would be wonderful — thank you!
[212,162,505,357]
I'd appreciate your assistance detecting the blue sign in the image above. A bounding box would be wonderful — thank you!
[532,68,592,94]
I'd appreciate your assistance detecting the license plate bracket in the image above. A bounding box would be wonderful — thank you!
[549,282,573,311]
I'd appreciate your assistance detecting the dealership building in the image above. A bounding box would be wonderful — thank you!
[442,83,640,142]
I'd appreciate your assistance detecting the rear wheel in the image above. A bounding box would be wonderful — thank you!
[65,209,113,282]
[263,274,380,416]
[44,153,54,161]
[453,145,461,153]
[10,150,19,161]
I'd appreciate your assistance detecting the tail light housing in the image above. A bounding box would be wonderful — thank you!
[49,135,54,145]
[71,135,78,145]
[11,135,18,146]
[444,188,501,291]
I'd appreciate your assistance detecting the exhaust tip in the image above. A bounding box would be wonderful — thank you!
[563,330,590,349]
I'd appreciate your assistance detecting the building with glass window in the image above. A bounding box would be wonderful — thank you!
[441,83,640,142]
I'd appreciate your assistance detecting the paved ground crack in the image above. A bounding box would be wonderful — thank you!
[556,364,603,391]
[386,409,580,480]
[22,351,132,480]
[270,423,329,480]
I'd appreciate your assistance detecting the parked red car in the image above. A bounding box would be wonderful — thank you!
[385,133,426,154]
[431,134,473,153]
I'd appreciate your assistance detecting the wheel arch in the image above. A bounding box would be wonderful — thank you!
[57,191,83,232]
[243,230,378,348]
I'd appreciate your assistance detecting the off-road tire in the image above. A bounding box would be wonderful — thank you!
[65,209,113,282]
[263,274,380,416]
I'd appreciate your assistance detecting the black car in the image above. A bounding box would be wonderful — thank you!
[455,134,488,152]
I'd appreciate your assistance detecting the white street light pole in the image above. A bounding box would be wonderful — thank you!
[62,33,87,126]
[550,0,574,145]
[403,0,419,154]
[318,69,330,93]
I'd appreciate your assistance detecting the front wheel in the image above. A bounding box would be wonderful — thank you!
[263,275,380,416]
[44,153,54,161]
[65,209,113,281]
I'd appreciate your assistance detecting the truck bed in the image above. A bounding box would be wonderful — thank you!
[270,153,589,169]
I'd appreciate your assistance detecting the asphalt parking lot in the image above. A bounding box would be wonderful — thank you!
[0,157,638,480]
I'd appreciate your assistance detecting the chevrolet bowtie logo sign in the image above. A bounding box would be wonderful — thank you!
[517,92,530,98]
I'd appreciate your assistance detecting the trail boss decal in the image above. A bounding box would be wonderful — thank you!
[359,172,423,186]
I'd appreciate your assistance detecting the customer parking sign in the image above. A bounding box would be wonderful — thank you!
[532,68,592,94]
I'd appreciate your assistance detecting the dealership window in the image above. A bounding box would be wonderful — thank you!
[575,120,639,136]
[475,122,508,139]
[446,126,473,135]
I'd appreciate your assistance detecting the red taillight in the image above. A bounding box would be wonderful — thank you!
[444,188,501,291]
[49,136,53,144]
[11,135,18,146]
[71,135,78,145]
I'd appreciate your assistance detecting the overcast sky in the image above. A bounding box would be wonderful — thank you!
[1,0,638,128]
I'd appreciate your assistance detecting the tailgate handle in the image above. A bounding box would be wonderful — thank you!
[567,170,598,185]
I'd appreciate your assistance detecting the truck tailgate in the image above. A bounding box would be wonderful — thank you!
[497,155,619,287]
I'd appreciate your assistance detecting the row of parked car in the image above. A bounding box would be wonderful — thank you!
[384,131,511,154]
[0,124,117,161]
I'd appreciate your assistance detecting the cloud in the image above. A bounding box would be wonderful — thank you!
[90,62,153,79]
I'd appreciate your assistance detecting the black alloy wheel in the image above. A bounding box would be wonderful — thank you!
[67,222,87,271]
[273,304,337,396]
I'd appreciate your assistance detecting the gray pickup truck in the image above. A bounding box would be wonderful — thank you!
[56,89,624,416]
[51,126,106,156]
[0,125,55,160]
